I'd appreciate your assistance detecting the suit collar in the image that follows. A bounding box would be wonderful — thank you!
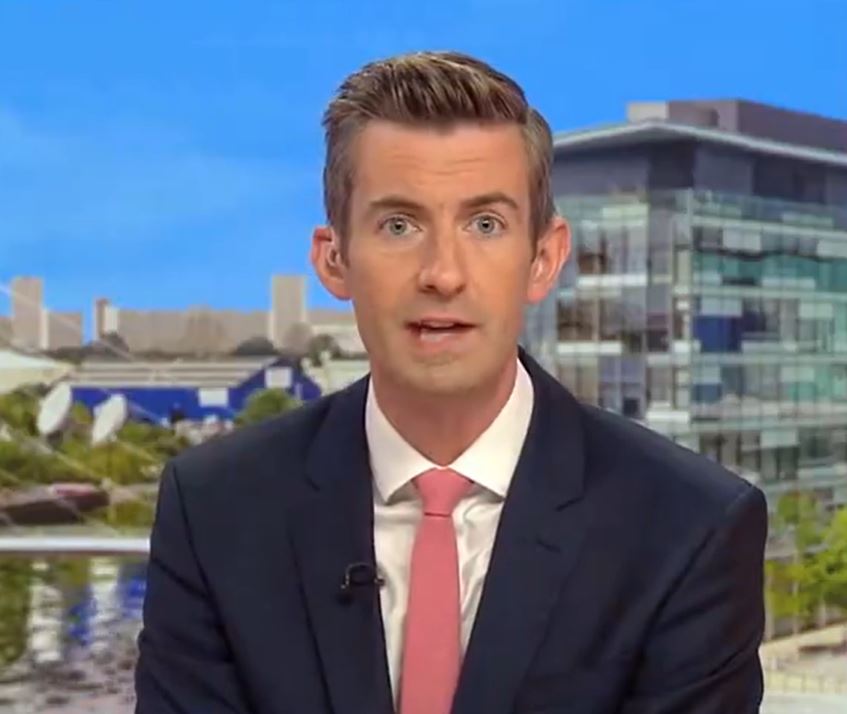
[452,348,589,714]
[514,346,585,507]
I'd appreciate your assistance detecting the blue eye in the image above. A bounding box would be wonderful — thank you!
[472,215,504,235]
[382,216,416,237]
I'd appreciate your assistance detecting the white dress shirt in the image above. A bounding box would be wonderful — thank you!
[365,360,534,701]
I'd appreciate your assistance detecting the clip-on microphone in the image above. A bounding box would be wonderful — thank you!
[338,562,385,602]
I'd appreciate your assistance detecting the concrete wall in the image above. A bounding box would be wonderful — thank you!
[113,308,267,354]
[270,275,308,349]
[0,316,11,346]
[10,276,43,350]
[46,311,83,350]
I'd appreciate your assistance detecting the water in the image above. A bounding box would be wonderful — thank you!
[0,553,145,713]
[0,550,843,713]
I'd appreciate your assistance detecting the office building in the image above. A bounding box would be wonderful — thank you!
[0,316,11,346]
[93,274,363,356]
[523,99,847,521]
[269,274,308,349]
[93,298,110,340]
[5,277,83,351]
[10,276,44,350]
[44,310,83,350]
[102,305,268,354]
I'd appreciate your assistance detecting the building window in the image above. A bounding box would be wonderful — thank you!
[647,366,671,404]
[605,228,628,275]
[674,247,691,285]
[626,226,648,274]
[646,285,670,352]
[558,297,599,342]
[576,364,599,403]
[600,298,625,341]
[740,431,761,477]
[693,226,723,251]
[799,429,834,472]
[557,364,578,391]
[577,226,605,275]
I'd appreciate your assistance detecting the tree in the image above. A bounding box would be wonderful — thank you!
[765,491,826,632]
[0,440,65,487]
[232,336,278,357]
[0,387,40,435]
[116,420,190,460]
[816,506,847,612]
[235,389,300,426]
[0,559,33,668]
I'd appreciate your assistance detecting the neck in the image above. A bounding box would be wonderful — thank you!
[370,357,518,465]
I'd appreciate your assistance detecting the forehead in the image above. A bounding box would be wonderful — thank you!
[349,121,530,207]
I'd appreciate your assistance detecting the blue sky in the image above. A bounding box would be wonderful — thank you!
[1,0,845,332]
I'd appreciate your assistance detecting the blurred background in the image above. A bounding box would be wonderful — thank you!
[1,1,846,712]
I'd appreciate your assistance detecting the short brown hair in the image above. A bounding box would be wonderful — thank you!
[322,51,555,248]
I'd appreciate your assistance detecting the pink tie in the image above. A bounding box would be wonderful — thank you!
[399,468,473,714]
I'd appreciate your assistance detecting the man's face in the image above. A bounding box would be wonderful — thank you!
[312,120,569,397]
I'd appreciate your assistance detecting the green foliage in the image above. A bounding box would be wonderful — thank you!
[817,507,847,611]
[766,492,847,627]
[0,440,69,487]
[765,491,826,627]
[0,387,41,435]
[235,389,300,426]
[0,558,33,668]
[0,388,181,498]
[69,401,93,427]
[765,556,823,625]
[117,420,190,460]
[101,498,156,530]
[775,491,825,552]
[0,389,168,532]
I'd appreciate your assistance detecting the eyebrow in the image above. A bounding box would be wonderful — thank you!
[365,191,521,217]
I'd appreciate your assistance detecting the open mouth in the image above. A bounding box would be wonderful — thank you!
[407,319,475,342]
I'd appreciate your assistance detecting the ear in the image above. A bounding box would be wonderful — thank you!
[310,225,352,300]
[526,215,570,305]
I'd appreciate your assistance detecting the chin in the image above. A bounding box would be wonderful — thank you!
[401,359,491,396]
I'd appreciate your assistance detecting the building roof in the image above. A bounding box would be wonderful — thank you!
[0,349,69,371]
[553,120,847,169]
[68,357,282,388]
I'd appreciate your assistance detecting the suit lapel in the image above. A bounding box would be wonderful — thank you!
[287,378,393,714]
[452,352,590,714]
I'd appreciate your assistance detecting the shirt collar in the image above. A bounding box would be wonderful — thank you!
[366,359,534,504]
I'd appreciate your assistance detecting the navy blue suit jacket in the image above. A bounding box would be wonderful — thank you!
[135,351,768,713]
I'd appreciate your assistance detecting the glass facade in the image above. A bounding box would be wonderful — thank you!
[522,188,847,518]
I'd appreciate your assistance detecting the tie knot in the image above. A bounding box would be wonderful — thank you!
[414,468,472,517]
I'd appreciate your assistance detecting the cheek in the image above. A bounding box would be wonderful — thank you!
[348,273,400,330]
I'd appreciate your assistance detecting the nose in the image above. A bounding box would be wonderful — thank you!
[416,232,467,297]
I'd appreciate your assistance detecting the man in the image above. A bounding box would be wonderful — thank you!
[135,51,768,714]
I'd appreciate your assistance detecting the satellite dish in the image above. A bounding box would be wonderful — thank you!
[91,394,129,446]
[37,383,73,437]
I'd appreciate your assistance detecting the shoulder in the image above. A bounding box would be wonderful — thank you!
[575,400,765,537]
[164,385,350,499]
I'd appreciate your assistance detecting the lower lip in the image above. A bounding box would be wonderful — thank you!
[406,324,476,351]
